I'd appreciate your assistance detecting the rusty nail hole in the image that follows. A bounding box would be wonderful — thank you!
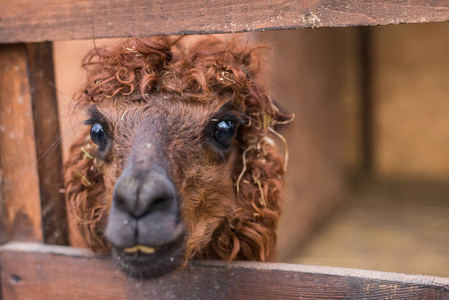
[12,274,21,283]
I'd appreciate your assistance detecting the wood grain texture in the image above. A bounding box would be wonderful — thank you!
[0,155,5,245]
[0,44,43,243]
[26,43,68,246]
[0,0,448,43]
[1,243,448,300]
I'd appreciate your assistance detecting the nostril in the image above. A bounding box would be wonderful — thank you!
[151,196,169,208]
[139,195,171,218]
[115,195,127,211]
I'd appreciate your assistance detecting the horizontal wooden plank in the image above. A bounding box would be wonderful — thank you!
[0,0,449,43]
[1,243,449,299]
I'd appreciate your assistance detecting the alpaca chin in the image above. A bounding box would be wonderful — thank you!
[111,234,186,279]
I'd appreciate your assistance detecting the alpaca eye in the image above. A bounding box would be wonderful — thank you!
[213,120,236,147]
[90,123,109,148]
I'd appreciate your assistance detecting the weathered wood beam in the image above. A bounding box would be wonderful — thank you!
[0,44,68,245]
[0,155,5,245]
[0,0,448,43]
[26,43,69,245]
[1,243,448,299]
[0,44,44,243]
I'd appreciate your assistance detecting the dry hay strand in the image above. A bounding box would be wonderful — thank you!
[236,145,257,193]
[72,169,91,187]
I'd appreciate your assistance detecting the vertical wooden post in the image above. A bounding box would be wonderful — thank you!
[0,152,5,245]
[360,27,374,175]
[0,43,68,245]
[0,43,43,243]
[27,43,69,245]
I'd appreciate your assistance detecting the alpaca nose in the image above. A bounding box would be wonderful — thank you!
[113,166,176,219]
[106,164,183,249]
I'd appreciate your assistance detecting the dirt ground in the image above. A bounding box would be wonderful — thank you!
[290,179,449,277]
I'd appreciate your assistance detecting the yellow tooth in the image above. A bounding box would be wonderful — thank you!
[124,245,139,254]
[138,245,155,254]
[124,245,156,254]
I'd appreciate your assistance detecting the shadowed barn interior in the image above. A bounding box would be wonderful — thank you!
[52,22,449,278]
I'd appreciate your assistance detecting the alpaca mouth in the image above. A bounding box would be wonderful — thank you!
[112,234,186,278]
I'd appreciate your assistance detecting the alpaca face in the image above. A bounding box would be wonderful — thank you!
[66,36,286,279]
[86,97,242,278]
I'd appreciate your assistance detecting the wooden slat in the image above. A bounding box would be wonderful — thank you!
[26,43,68,246]
[0,43,69,245]
[1,243,448,300]
[0,0,448,43]
[0,156,5,245]
[0,44,43,243]
[360,27,374,174]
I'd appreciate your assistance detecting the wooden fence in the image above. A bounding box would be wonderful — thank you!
[0,0,449,299]
[2,243,449,299]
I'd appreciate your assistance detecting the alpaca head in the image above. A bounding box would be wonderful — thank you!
[65,36,289,278]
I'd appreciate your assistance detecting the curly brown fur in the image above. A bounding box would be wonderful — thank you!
[65,36,289,277]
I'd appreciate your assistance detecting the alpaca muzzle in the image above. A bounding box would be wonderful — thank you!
[105,163,186,278]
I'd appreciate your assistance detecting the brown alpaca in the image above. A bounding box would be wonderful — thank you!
[65,36,289,278]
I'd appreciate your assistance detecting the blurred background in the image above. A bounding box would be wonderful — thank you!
[53,22,449,277]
